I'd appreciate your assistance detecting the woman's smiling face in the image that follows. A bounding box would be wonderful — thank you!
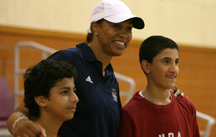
[96,19,133,57]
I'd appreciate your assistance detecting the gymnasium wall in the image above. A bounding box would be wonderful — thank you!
[0,0,216,47]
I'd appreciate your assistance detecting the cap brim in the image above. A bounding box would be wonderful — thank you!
[104,14,144,29]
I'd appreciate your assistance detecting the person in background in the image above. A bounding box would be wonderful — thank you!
[7,1,181,137]
[117,35,200,137]
[22,60,78,137]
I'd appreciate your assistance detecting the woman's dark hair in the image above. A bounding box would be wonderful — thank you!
[24,59,77,117]
[86,19,104,44]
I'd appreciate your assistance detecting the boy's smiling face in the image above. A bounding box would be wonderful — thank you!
[147,48,179,90]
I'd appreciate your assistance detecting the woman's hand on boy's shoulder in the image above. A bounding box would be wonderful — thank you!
[171,85,184,97]
[13,119,46,137]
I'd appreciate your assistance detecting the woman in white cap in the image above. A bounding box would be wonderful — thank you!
[7,1,144,136]
[7,0,180,137]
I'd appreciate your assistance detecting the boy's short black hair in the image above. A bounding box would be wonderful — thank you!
[139,35,179,64]
[24,59,77,117]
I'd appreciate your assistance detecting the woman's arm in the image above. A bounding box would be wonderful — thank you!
[7,100,46,137]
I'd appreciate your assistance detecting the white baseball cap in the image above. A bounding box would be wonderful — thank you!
[87,0,145,33]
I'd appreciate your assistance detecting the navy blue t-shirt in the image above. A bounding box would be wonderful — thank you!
[47,42,122,137]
